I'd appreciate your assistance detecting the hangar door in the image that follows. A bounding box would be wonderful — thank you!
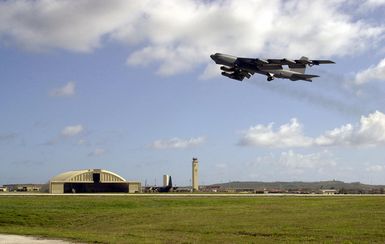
[63,182,129,193]
[63,172,128,193]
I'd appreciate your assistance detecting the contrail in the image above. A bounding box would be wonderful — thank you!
[248,73,370,117]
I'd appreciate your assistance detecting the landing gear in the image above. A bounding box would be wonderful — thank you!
[267,76,274,81]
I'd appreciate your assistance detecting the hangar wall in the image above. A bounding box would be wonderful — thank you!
[50,183,64,194]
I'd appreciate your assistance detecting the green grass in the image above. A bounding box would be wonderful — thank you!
[1,196,385,243]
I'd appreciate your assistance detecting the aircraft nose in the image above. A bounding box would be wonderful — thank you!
[210,54,215,60]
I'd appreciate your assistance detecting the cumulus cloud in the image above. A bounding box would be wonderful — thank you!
[240,111,385,148]
[45,124,85,145]
[353,58,385,85]
[49,81,76,97]
[150,136,205,149]
[239,119,313,147]
[366,164,385,172]
[278,150,336,169]
[0,1,383,75]
[249,150,336,174]
[61,124,84,137]
[314,124,354,146]
[88,148,106,157]
[316,111,385,146]
[0,1,142,52]
[361,0,385,9]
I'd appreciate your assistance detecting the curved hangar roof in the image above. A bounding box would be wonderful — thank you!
[50,169,126,183]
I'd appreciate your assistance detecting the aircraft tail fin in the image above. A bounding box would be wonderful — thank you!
[289,56,308,74]
[168,176,172,188]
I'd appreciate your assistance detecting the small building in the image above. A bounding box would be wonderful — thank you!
[49,169,141,194]
[0,186,7,192]
[320,189,337,195]
[3,184,42,192]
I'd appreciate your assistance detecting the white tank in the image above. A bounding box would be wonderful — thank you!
[163,175,170,186]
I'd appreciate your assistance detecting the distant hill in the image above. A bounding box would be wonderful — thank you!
[207,180,385,193]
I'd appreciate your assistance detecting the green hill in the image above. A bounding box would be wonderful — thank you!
[207,180,385,194]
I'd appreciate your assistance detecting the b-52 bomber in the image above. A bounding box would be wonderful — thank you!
[210,53,334,82]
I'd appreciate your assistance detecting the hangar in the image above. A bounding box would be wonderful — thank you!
[49,169,141,194]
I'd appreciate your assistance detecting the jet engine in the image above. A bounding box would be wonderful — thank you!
[220,66,235,72]
[282,59,297,64]
[221,72,243,81]
[255,59,269,64]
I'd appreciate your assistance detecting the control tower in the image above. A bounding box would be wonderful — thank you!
[192,157,199,191]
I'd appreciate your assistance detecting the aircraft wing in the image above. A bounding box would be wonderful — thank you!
[236,56,334,66]
[309,60,335,65]
[291,73,319,82]
[294,57,335,65]
[267,58,298,65]
[236,57,270,65]
[235,58,283,73]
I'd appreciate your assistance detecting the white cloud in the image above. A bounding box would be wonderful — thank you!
[248,150,336,176]
[362,0,385,9]
[240,111,385,148]
[150,136,205,149]
[0,1,383,75]
[49,81,76,97]
[366,164,385,172]
[0,1,142,52]
[45,124,85,145]
[315,124,354,146]
[278,150,336,169]
[243,149,371,182]
[317,111,385,146]
[61,124,84,137]
[356,111,385,144]
[239,118,313,147]
[88,148,105,157]
[354,58,385,85]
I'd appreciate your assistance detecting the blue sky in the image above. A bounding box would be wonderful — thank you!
[1,0,385,186]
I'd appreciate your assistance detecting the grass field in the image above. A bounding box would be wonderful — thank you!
[1,196,385,243]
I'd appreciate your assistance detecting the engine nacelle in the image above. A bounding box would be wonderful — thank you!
[221,72,232,78]
[221,72,243,81]
[255,58,269,64]
[283,59,296,64]
[220,66,235,72]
